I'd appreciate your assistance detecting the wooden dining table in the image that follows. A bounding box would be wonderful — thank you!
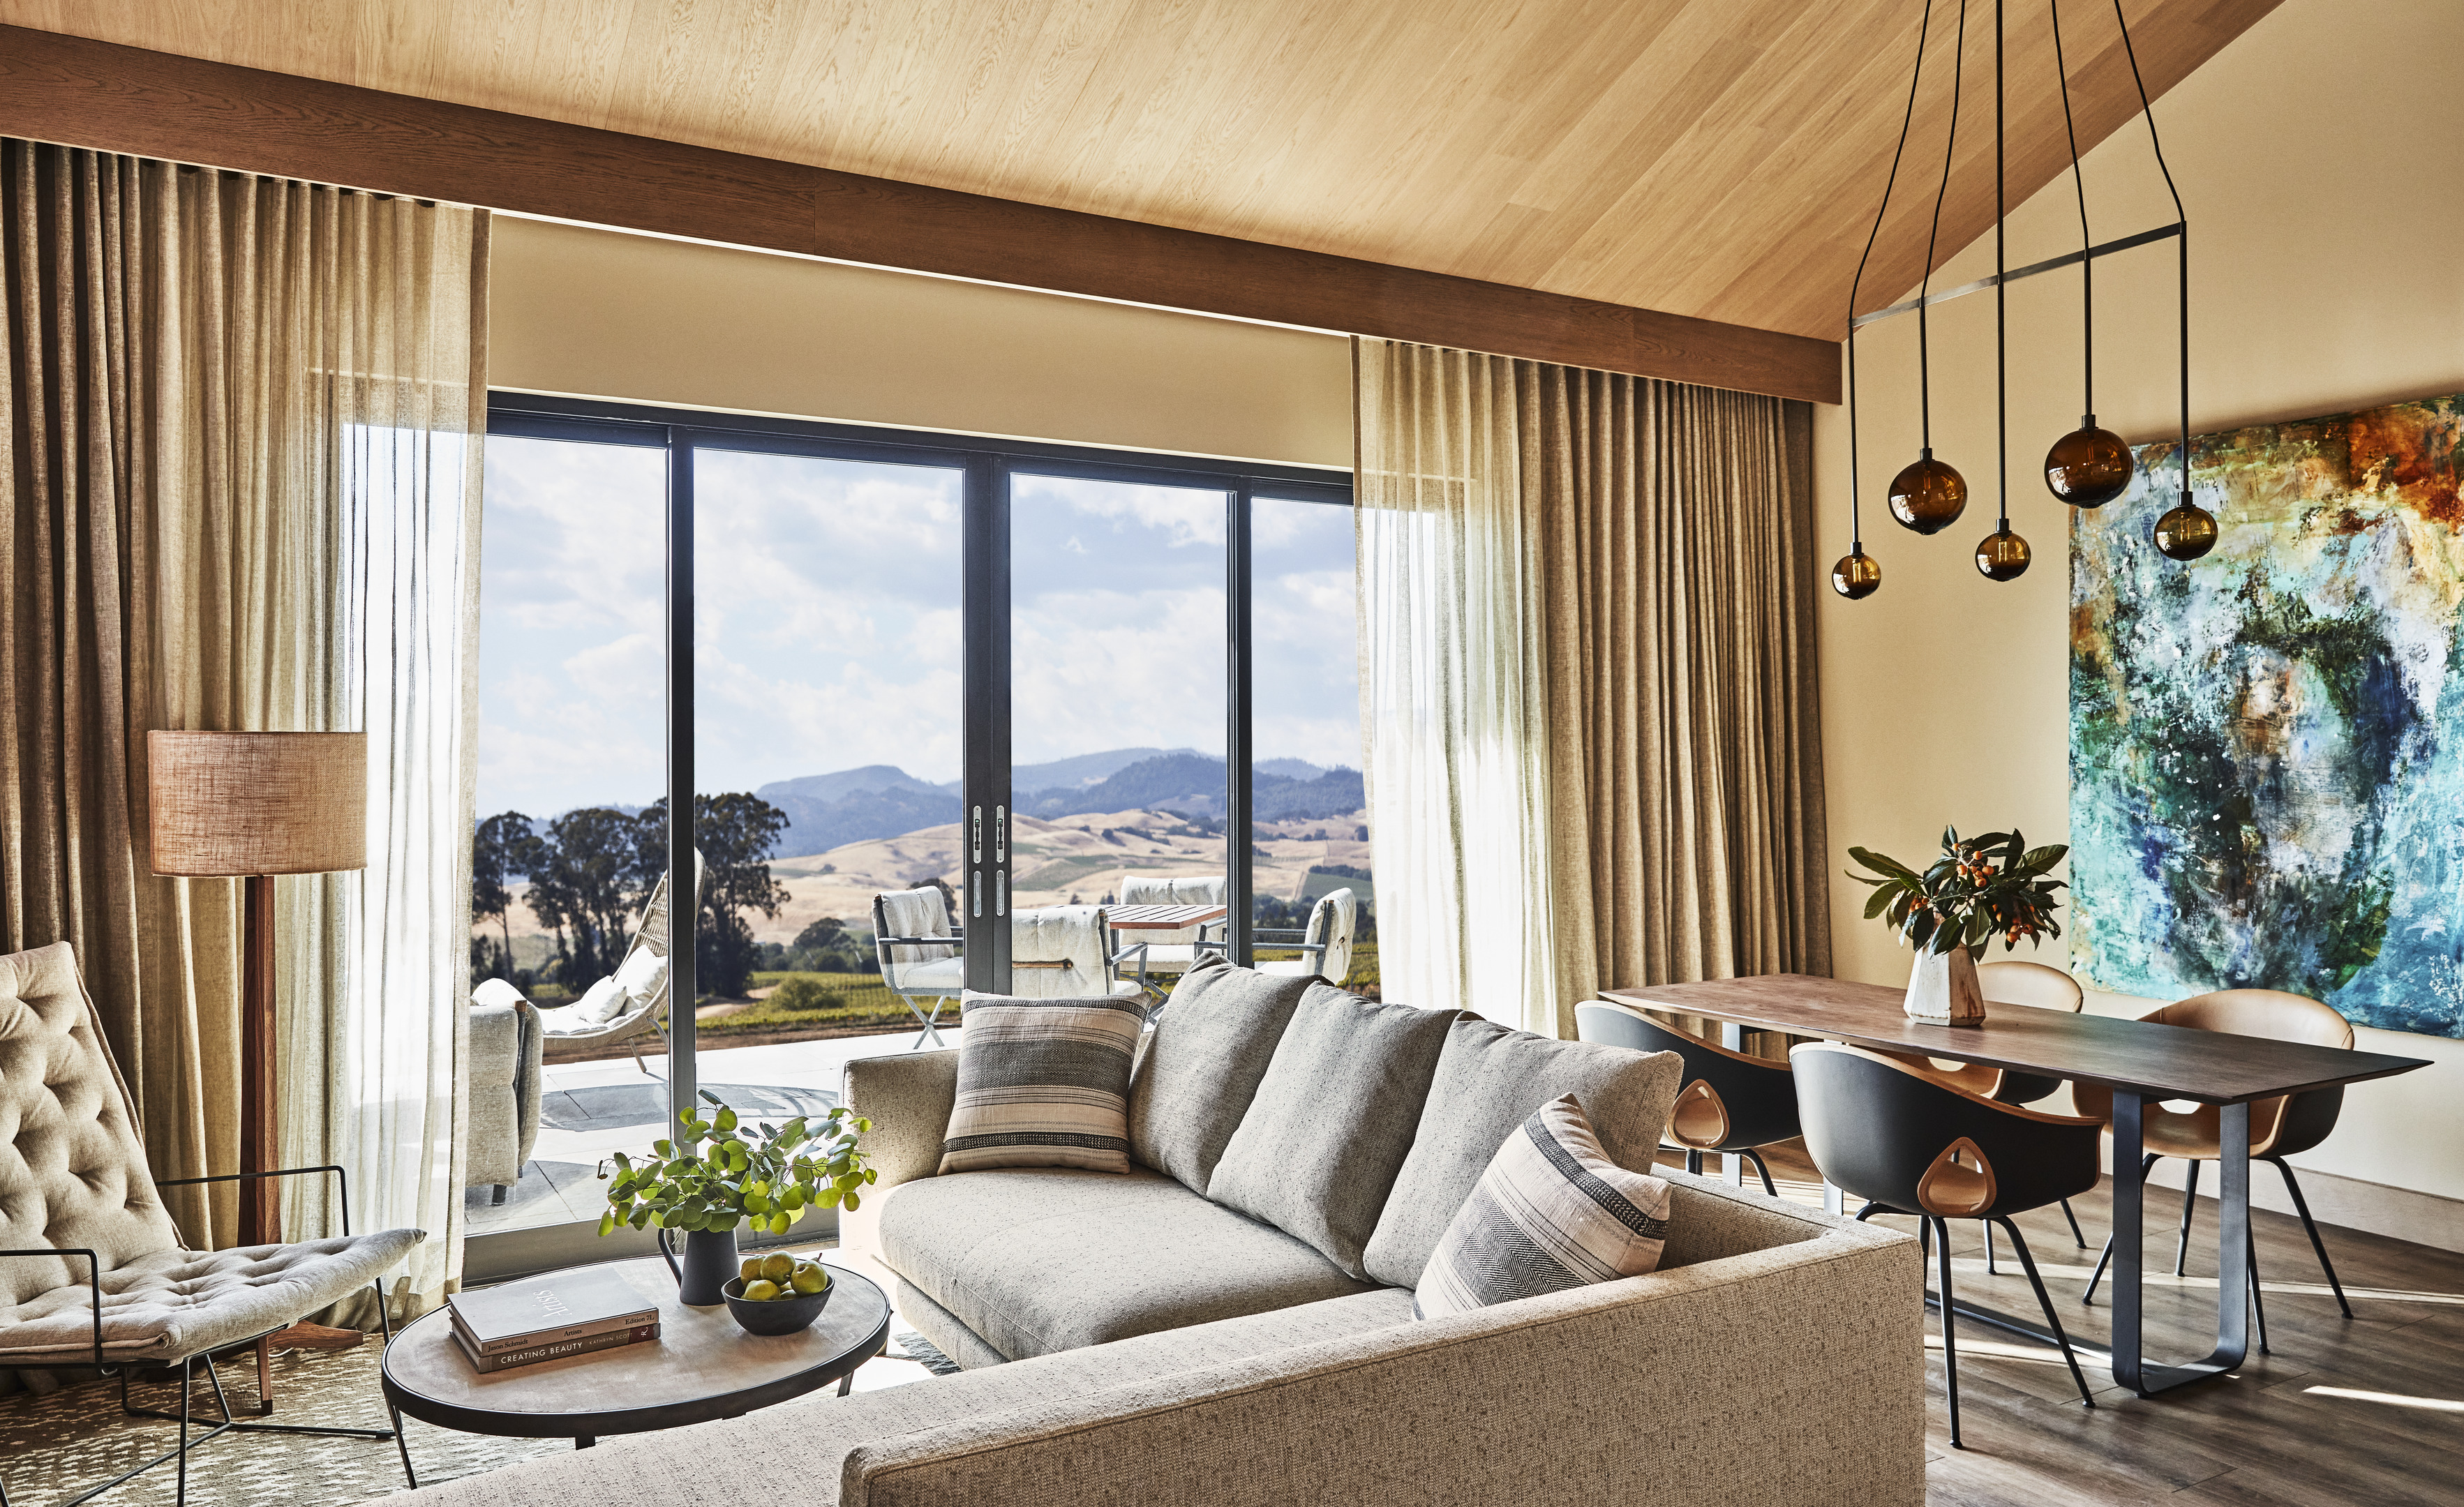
[1603,973,2432,1398]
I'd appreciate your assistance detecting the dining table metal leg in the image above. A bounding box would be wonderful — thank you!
[1718,1021,1746,1188]
[2111,1092,2250,1396]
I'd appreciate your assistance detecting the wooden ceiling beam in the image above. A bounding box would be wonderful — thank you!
[0,24,1841,405]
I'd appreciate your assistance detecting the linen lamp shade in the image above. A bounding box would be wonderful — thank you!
[148,731,368,877]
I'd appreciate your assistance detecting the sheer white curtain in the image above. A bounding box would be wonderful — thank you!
[1354,342,1581,1035]
[282,197,488,1320]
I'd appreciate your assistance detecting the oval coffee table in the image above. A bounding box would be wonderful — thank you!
[382,1253,890,1473]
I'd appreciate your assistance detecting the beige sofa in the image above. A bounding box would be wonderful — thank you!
[415,968,1924,1507]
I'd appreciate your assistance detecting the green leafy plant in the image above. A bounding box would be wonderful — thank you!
[1847,826,2068,957]
[597,1090,874,1238]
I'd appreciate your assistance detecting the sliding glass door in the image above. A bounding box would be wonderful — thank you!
[472,396,1352,1259]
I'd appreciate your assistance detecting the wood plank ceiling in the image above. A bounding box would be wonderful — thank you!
[0,0,2279,342]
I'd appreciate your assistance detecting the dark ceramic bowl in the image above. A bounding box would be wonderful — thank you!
[720,1270,834,1336]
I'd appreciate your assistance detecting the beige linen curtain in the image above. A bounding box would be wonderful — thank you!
[1354,340,1829,1039]
[0,140,485,1318]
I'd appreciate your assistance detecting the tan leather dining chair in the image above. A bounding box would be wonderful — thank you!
[2075,988,2356,1349]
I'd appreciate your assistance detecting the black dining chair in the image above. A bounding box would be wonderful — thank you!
[1574,1000,1798,1197]
[1878,959,2093,1264]
[2073,988,2357,1355]
[1791,1042,2103,1448]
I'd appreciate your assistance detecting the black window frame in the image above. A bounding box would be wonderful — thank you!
[483,391,1352,1127]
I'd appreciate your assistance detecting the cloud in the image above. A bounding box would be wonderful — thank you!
[479,449,1364,806]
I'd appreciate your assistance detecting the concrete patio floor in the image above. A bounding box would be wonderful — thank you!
[465,1026,959,1237]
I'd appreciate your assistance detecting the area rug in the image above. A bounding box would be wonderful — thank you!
[0,1345,560,1504]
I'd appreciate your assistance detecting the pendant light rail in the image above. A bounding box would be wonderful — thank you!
[1851,220,2181,329]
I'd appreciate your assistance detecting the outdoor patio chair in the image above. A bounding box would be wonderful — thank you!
[512,851,704,1079]
[463,979,542,1204]
[1253,887,1357,985]
[1008,904,1145,1001]
[874,886,965,1049]
[0,940,422,1506]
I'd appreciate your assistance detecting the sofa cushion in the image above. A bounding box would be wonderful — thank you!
[879,1167,1373,1361]
[1126,960,1316,1194]
[939,994,1147,1175]
[1205,983,1456,1277]
[1412,1095,1673,1319]
[1361,1014,1684,1287]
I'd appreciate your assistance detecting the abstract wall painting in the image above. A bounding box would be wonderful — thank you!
[2070,393,2464,1037]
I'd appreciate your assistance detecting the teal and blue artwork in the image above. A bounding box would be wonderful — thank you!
[2070,393,2464,1037]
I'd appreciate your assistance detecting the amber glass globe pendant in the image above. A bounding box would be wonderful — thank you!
[2046,414,2133,507]
[1832,548,1882,599]
[1890,449,1968,534]
[1976,527,2030,580]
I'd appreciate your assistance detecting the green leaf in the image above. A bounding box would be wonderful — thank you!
[1862,885,1897,921]
[596,1210,615,1237]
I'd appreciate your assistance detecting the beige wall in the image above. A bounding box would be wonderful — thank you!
[1815,0,2464,1216]
[488,215,1354,470]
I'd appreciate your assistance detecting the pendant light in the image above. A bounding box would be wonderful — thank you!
[1888,0,1969,538]
[1835,0,2206,597]
[1837,0,1941,599]
[1973,0,2029,580]
[2041,1,2133,507]
[2116,0,2217,560]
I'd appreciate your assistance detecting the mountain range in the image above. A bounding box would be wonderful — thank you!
[753,749,1365,857]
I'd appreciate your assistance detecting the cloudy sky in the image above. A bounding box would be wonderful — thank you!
[476,437,1357,819]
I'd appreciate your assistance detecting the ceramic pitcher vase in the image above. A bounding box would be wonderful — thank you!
[660,1227,740,1306]
[1904,944,1987,1026]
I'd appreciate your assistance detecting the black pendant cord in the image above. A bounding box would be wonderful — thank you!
[1994,0,2007,533]
[2114,0,2189,506]
[2051,0,2093,419]
[1847,0,1939,555]
[1917,0,1969,458]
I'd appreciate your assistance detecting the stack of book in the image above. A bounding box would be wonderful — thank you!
[448,1266,661,1374]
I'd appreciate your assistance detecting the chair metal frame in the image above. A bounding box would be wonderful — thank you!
[0,1165,414,1507]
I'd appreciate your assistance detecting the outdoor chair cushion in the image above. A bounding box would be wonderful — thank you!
[0,1229,425,1367]
[568,975,630,1027]
[1126,960,1315,1196]
[879,1167,1373,1361]
[1361,1014,1684,1287]
[1206,984,1457,1277]
[890,956,966,994]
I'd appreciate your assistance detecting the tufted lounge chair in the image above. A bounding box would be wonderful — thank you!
[0,940,424,1504]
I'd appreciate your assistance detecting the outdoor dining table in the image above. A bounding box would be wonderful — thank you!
[1603,973,2431,1398]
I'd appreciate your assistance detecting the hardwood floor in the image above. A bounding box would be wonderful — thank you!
[1678,1142,2464,1506]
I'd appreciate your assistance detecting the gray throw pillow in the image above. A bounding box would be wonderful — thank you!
[1127,960,1317,1194]
[1206,983,1458,1277]
[1361,1013,1682,1287]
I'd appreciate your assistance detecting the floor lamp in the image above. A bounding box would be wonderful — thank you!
[148,730,368,1402]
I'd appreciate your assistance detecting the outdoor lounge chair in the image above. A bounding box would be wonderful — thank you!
[1253,886,1357,985]
[481,853,703,1086]
[0,940,422,1506]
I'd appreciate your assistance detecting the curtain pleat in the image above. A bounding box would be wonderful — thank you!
[1356,340,1829,1040]
[1,140,482,1318]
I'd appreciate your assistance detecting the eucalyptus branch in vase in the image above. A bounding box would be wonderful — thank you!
[1846,827,2067,1025]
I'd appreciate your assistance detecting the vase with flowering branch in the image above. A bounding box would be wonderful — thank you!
[1846,827,2068,1026]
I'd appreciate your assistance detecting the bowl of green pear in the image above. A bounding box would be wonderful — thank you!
[720,1251,835,1336]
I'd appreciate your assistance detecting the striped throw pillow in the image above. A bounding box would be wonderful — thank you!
[1412,1093,1673,1319]
[938,995,1146,1175]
